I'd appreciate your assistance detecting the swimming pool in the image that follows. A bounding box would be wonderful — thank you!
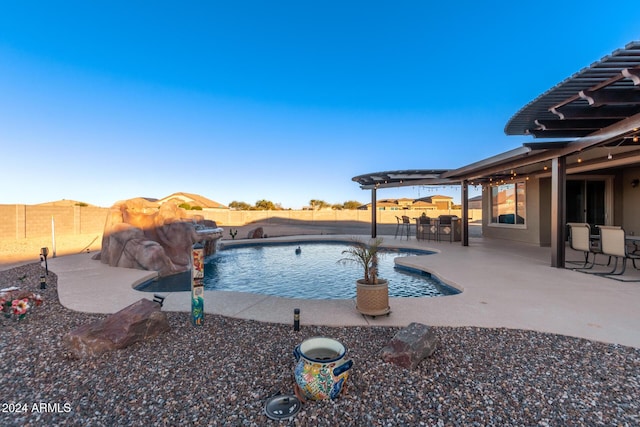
[136,241,460,299]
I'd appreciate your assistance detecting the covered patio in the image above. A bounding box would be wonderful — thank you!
[353,40,640,272]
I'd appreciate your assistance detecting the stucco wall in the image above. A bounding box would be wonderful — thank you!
[622,167,640,235]
[482,180,543,245]
[482,167,640,246]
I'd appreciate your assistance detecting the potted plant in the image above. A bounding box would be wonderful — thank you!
[339,238,390,317]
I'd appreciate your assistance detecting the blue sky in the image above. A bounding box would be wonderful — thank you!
[1,2,638,208]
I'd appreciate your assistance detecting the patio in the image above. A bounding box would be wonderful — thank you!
[48,231,640,349]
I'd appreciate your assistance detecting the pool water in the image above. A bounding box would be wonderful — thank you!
[136,241,459,299]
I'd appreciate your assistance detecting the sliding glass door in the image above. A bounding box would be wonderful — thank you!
[566,179,607,229]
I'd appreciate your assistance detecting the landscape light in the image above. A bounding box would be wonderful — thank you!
[41,247,49,275]
[294,308,300,331]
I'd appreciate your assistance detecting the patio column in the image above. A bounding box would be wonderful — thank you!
[550,156,566,267]
[461,180,469,246]
[371,187,377,238]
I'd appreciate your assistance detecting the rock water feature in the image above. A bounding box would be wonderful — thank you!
[97,198,223,277]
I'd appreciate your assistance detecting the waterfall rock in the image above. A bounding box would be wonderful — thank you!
[99,198,223,276]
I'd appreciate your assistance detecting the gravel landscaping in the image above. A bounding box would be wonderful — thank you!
[1,262,639,426]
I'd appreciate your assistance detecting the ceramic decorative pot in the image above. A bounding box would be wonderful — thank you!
[293,337,353,400]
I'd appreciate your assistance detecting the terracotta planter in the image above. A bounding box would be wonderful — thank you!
[356,279,390,317]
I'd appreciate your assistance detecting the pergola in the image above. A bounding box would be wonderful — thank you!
[353,41,640,267]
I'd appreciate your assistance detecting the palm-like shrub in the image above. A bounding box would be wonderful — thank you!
[338,238,383,284]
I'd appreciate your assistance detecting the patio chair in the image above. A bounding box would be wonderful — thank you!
[566,222,598,268]
[598,226,640,276]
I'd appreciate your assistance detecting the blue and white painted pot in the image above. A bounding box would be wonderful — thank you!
[293,337,353,400]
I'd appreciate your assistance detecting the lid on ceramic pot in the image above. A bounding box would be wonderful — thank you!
[264,394,301,420]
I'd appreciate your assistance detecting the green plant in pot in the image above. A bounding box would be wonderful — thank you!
[339,238,390,317]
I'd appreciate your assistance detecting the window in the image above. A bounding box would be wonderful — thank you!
[491,182,526,225]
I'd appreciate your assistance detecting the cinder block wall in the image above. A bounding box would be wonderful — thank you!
[0,205,109,240]
[0,205,19,239]
[0,204,482,239]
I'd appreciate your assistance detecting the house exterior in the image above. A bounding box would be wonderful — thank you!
[353,41,640,267]
[468,195,482,210]
[416,195,454,210]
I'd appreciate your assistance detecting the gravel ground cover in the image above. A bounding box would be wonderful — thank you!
[1,263,639,426]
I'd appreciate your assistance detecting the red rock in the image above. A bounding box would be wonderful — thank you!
[64,299,170,359]
[381,322,437,369]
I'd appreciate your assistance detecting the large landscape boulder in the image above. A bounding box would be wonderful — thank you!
[247,227,264,239]
[63,298,170,359]
[99,198,222,277]
[381,322,438,369]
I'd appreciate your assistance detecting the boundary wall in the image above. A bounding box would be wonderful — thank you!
[0,204,482,240]
[0,205,109,240]
[203,208,481,227]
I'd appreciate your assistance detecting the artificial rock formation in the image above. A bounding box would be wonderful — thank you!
[98,198,222,277]
[381,322,438,369]
[63,298,170,359]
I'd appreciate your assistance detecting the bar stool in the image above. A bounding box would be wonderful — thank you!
[394,216,402,239]
[395,216,410,239]
[401,215,411,240]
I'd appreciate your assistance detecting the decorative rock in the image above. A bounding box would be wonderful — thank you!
[381,322,437,369]
[63,298,170,359]
[247,227,264,239]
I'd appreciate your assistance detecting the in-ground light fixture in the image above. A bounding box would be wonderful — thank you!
[40,247,49,275]
[294,308,300,331]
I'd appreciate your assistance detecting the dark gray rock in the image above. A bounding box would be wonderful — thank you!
[381,322,437,369]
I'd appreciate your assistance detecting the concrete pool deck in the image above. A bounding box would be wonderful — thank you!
[43,233,640,349]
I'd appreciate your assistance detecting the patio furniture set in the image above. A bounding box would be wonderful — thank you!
[567,222,640,281]
[395,214,461,242]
